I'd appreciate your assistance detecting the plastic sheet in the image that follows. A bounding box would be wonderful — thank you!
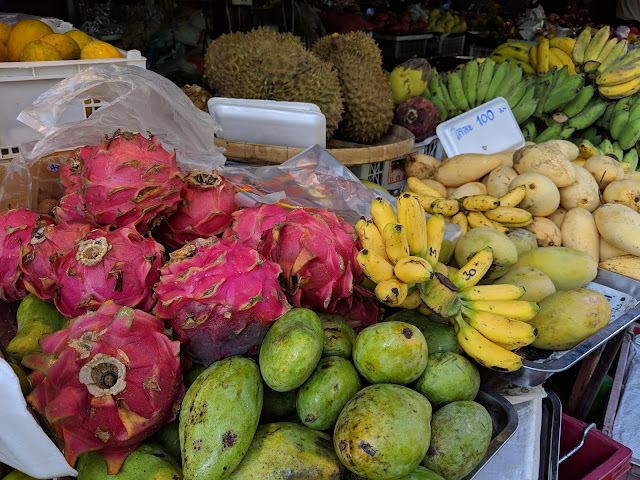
[612,335,640,465]
[0,358,77,478]
[17,64,226,173]
[0,155,35,211]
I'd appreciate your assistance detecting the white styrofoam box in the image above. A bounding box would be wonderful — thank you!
[208,98,326,149]
[436,97,525,158]
[0,49,146,160]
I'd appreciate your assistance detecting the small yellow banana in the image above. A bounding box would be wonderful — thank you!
[499,185,526,208]
[584,25,612,63]
[394,255,434,283]
[450,246,493,290]
[446,265,459,278]
[550,47,576,75]
[413,193,439,214]
[573,157,587,167]
[462,308,537,350]
[430,198,460,216]
[375,278,409,307]
[537,37,550,75]
[450,211,469,234]
[483,206,533,225]
[435,262,450,277]
[406,177,444,198]
[459,195,501,212]
[547,48,564,70]
[461,299,540,322]
[549,36,575,56]
[370,197,397,233]
[356,219,388,261]
[426,213,445,267]
[356,249,396,284]
[579,141,600,159]
[458,284,525,301]
[467,211,509,233]
[382,222,410,264]
[399,287,422,309]
[397,193,428,258]
[355,217,367,237]
[529,44,538,70]
[451,314,523,372]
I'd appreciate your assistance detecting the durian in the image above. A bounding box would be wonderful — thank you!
[204,28,344,138]
[312,31,383,70]
[313,34,394,144]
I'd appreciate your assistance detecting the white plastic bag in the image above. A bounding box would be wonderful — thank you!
[18,64,226,173]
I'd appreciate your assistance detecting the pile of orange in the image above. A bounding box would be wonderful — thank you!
[0,19,123,62]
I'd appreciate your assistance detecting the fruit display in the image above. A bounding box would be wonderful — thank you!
[0,18,121,62]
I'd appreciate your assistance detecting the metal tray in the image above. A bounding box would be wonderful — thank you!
[495,269,640,387]
[539,389,562,480]
[465,389,519,479]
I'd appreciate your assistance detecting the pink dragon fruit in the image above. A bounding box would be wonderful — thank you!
[258,207,363,312]
[153,236,290,365]
[333,285,383,331]
[53,226,165,318]
[54,188,94,224]
[158,169,239,249]
[222,203,290,248]
[22,301,184,474]
[0,209,54,302]
[19,220,96,301]
[63,130,184,234]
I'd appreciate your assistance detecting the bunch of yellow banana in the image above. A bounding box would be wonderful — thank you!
[530,36,577,76]
[572,25,628,78]
[490,41,535,76]
[405,177,533,235]
[355,196,540,372]
[593,39,640,99]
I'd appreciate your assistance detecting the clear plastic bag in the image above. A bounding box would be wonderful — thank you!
[18,64,226,173]
[220,145,393,225]
[0,155,35,211]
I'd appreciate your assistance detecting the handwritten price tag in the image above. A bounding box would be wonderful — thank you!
[435,97,525,158]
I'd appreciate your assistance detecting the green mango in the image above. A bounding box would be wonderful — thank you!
[334,384,432,479]
[183,364,207,390]
[1,471,36,480]
[296,356,361,430]
[352,322,428,385]
[422,401,492,480]
[76,443,182,479]
[259,308,324,392]
[7,294,67,361]
[318,313,357,358]
[261,385,297,422]
[181,356,263,480]
[152,420,181,464]
[227,423,342,479]
[343,465,446,479]
[385,310,463,355]
[413,353,480,407]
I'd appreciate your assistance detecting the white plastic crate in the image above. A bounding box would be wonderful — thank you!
[349,135,443,191]
[0,49,146,159]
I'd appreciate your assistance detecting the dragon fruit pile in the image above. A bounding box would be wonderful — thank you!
[0,129,382,472]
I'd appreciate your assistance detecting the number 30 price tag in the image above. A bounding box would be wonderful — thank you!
[435,97,525,158]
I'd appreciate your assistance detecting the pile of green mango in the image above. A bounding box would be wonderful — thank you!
[7,299,494,480]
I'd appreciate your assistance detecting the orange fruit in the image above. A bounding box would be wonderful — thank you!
[20,40,63,62]
[0,42,7,62]
[0,21,10,46]
[7,19,53,61]
[80,40,123,59]
[40,33,80,60]
[64,29,93,51]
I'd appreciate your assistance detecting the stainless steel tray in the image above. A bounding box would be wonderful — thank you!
[466,389,519,479]
[495,269,640,387]
[539,389,562,480]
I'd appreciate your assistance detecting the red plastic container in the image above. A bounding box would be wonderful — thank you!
[559,413,632,480]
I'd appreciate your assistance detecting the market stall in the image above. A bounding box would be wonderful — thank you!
[1,4,640,480]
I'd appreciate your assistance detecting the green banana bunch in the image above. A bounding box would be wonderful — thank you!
[566,96,609,130]
[521,121,537,142]
[462,59,479,108]
[623,147,639,170]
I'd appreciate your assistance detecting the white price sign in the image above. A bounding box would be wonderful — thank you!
[435,97,525,158]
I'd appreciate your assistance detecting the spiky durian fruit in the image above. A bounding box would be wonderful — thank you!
[204,28,344,138]
[312,31,383,70]
[313,35,394,144]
